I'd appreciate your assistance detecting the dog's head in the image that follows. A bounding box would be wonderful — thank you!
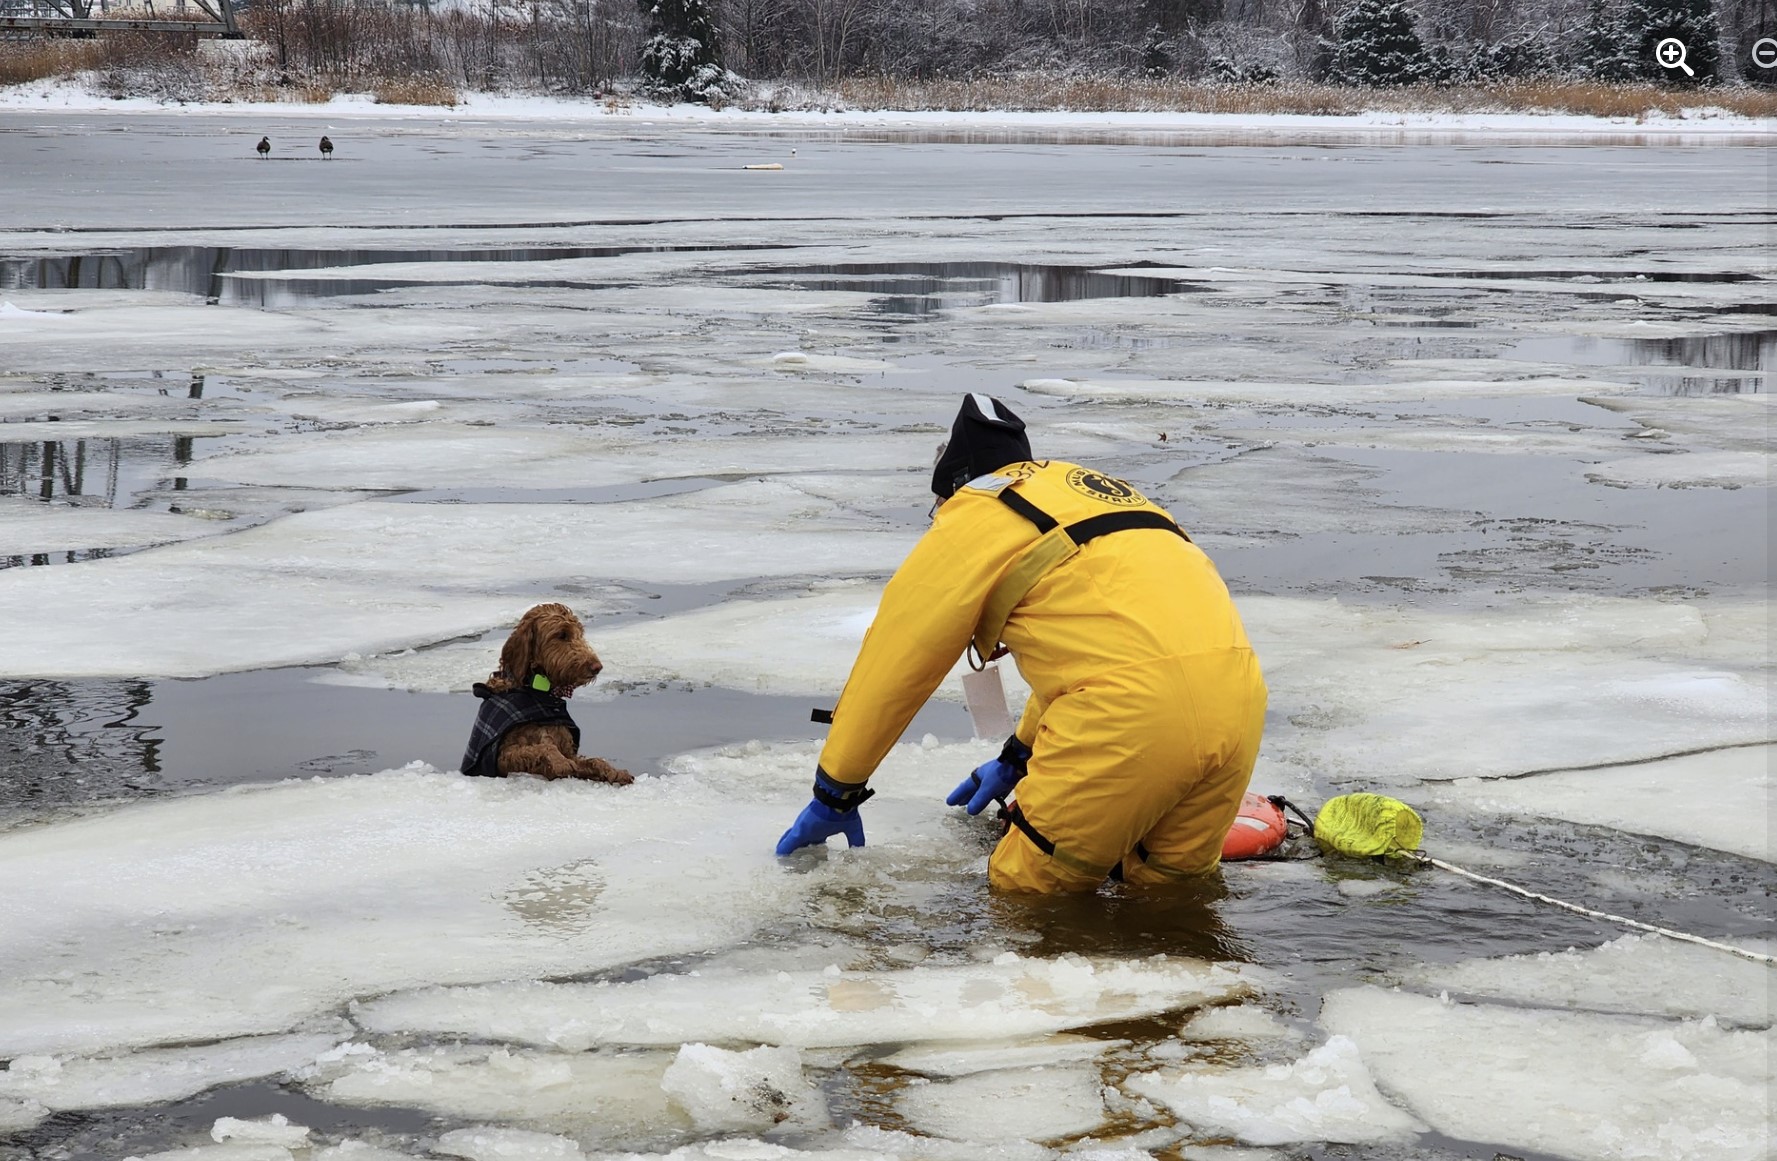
[495,602,603,698]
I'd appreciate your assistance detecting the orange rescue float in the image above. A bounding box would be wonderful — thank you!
[1220,792,1288,860]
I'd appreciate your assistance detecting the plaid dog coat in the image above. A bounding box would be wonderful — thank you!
[461,682,581,778]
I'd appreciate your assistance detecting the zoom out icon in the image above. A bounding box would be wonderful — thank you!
[1753,38,1777,70]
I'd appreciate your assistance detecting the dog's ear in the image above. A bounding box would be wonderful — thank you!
[500,607,540,684]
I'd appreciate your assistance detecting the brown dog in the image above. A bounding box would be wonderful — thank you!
[460,603,634,784]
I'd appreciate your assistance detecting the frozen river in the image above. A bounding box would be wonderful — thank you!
[0,111,1771,1161]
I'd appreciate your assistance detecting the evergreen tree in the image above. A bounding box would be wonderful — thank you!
[1626,0,1720,82]
[1575,0,1640,80]
[637,0,731,101]
[1324,0,1435,85]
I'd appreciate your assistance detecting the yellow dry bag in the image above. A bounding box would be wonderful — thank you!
[1313,793,1424,858]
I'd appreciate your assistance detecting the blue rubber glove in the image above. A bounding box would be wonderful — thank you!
[776,769,873,856]
[946,736,1032,816]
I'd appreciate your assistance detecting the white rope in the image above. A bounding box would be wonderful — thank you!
[1411,853,1777,967]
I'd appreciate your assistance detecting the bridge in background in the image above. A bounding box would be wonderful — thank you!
[0,0,238,36]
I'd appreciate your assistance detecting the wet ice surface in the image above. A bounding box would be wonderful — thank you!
[0,113,1772,1161]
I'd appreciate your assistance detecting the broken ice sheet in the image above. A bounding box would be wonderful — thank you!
[351,955,1253,1051]
[594,586,1031,708]
[1433,744,1772,860]
[876,1033,1124,1077]
[309,1043,685,1142]
[0,480,913,679]
[660,1043,824,1134]
[435,1127,588,1161]
[0,495,233,556]
[1319,986,1775,1161]
[893,1063,1107,1142]
[1126,1035,1421,1148]
[1018,374,1637,406]
[0,764,821,1058]
[1403,934,1775,1027]
[0,1033,341,1128]
[187,422,940,491]
[1240,593,1770,784]
[1176,1005,1303,1045]
[1585,449,1770,489]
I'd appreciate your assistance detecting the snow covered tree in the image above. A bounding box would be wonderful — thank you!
[637,0,736,101]
[1626,0,1720,81]
[1573,0,1640,79]
[1324,0,1437,85]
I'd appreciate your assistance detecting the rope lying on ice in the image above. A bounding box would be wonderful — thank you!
[1410,852,1777,967]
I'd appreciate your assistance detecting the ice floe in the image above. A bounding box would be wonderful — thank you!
[0,480,911,678]
[312,1043,684,1141]
[352,954,1251,1051]
[1126,1035,1423,1147]
[894,1063,1107,1141]
[660,1043,822,1133]
[1242,594,1770,785]
[592,587,1030,707]
[0,495,233,556]
[1321,986,1775,1161]
[1018,375,1635,406]
[1435,743,1773,860]
[124,1145,302,1161]
[435,1127,589,1161]
[877,1034,1123,1077]
[1177,1005,1302,1045]
[210,1115,311,1148]
[1404,934,1775,1027]
[0,1033,340,1129]
[0,763,815,1058]
[188,423,936,491]
[1585,449,1771,489]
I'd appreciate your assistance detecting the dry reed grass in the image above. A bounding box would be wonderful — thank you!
[827,75,1777,119]
[290,78,336,103]
[371,73,460,106]
[0,39,107,86]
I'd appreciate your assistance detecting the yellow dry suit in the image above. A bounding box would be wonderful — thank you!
[818,459,1268,893]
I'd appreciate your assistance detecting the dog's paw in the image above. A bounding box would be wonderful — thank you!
[578,758,634,786]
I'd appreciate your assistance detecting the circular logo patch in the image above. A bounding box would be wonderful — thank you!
[1067,467,1146,506]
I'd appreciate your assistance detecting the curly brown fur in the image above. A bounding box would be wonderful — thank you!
[486,602,633,785]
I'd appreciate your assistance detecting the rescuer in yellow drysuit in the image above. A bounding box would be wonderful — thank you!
[776,394,1268,893]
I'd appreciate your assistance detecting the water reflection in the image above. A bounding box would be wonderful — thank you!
[0,678,162,815]
[1,375,214,566]
[735,261,1198,317]
[1510,330,1772,394]
[0,243,790,308]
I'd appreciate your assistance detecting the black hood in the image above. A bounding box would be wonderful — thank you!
[931,393,1033,499]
